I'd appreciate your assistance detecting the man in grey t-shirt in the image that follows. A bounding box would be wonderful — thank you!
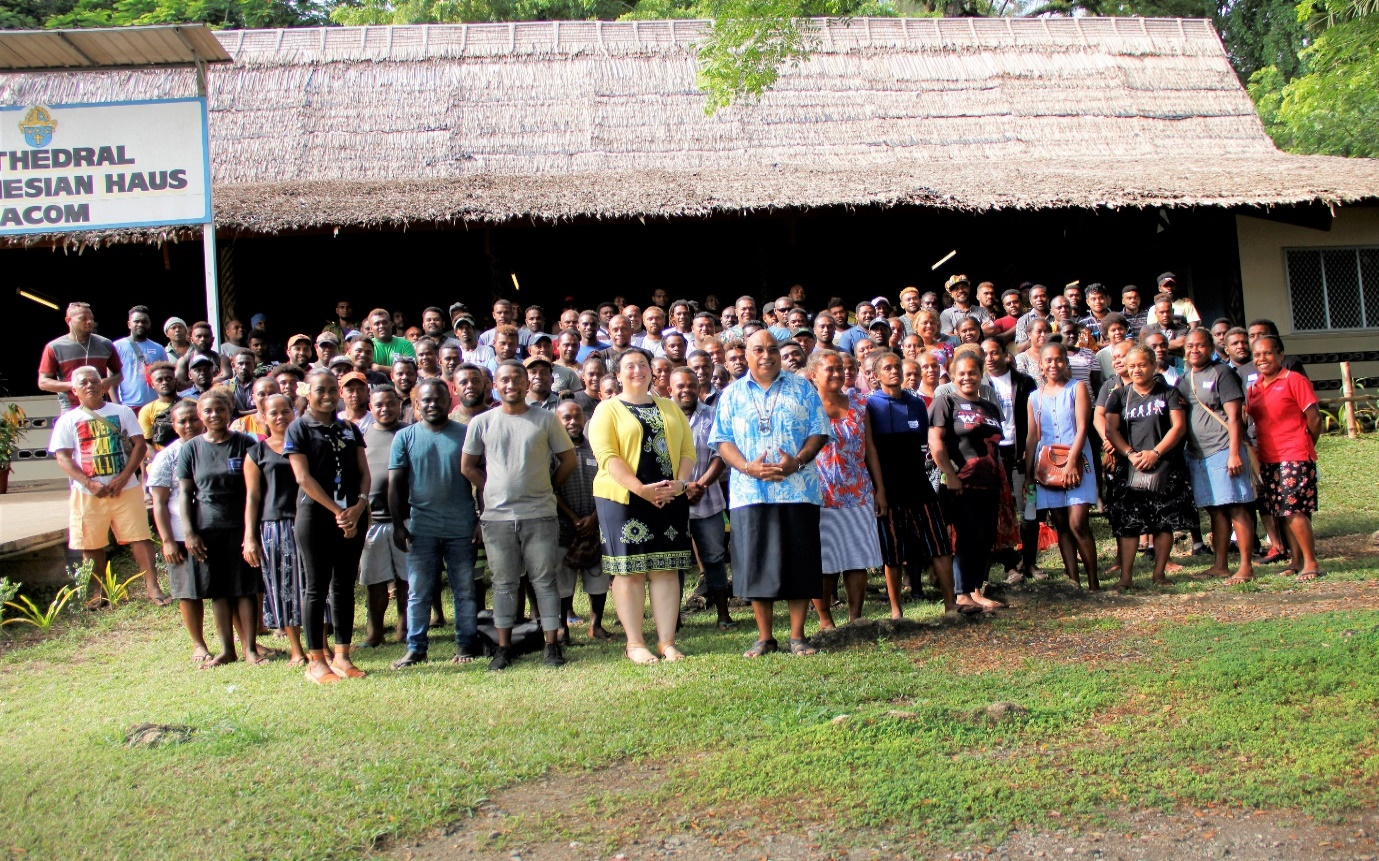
[461,360,576,670]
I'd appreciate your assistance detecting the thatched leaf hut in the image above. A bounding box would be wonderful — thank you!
[4,17,1378,391]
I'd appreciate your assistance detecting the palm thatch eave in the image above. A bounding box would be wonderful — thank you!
[2,18,1377,249]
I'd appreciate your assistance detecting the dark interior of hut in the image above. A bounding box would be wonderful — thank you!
[3,203,1245,397]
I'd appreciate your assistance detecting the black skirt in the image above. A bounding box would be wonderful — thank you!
[595,495,693,575]
[172,528,261,600]
[1104,459,1198,539]
[729,503,823,601]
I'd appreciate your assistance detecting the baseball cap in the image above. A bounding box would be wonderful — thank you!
[340,371,369,387]
[448,302,470,320]
[945,274,971,290]
[328,355,354,369]
[792,327,813,338]
[868,318,892,331]
[1156,271,1177,286]
[163,316,186,334]
[529,331,553,344]
[316,332,340,346]
[188,353,216,368]
[871,295,892,307]
[452,315,476,329]
[522,355,553,369]
[288,333,313,346]
[344,330,366,343]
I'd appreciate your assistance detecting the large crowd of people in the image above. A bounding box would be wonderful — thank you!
[38,273,1326,680]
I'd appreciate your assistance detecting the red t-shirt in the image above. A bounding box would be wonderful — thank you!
[991,315,1017,336]
[37,334,122,412]
[1247,370,1317,463]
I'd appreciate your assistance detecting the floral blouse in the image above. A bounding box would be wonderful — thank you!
[815,391,876,510]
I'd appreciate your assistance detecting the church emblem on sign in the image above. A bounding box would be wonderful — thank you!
[19,106,57,148]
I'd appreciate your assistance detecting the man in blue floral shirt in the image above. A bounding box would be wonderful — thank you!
[710,330,831,658]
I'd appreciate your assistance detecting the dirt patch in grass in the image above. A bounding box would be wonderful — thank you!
[895,573,1379,674]
[386,761,1379,861]
[991,806,1379,861]
[382,760,855,861]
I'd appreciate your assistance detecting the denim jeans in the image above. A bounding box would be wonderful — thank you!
[689,513,729,591]
[482,517,562,631]
[405,533,477,656]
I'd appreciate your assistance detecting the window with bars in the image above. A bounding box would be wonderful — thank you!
[1286,247,1379,331]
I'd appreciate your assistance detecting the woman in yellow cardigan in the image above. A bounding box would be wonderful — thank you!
[588,349,697,664]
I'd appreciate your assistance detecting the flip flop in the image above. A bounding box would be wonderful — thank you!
[1258,549,1287,565]
[787,638,818,656]
[1294,570,1324,582]
[150,594,175,607]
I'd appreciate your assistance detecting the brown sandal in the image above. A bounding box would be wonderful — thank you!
[305,663,339,685]
[330,662,367,679]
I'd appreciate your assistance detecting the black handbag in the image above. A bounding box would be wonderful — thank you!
[1125,460,1167,493]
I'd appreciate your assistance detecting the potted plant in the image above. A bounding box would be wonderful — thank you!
[0,403,27,494]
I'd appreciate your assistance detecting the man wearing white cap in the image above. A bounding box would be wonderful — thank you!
[163,317,191,360]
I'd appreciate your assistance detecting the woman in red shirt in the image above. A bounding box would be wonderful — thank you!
[1246,336,1323,581]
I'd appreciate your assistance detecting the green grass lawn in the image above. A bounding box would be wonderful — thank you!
[2,436,1377,860]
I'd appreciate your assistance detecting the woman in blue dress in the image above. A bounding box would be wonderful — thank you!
[1024,342,1100,590]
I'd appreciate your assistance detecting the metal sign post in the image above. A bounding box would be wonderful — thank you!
[193,54,221,346]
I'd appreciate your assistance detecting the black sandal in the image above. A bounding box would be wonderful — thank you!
[390,651,427,669]
[743,638,778,658]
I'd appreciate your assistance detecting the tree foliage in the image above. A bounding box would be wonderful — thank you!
[42,0,326,29]
[328,0,636,25]
[0,0,78,30]
[1248,7,1379,157]
[1219,0,1307,82]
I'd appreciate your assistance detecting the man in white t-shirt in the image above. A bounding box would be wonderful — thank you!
[1158,272,1201,329]
[47,366,165,608]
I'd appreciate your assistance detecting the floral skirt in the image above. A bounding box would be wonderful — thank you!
[1259,460,1318,517]
[259,519,323,629]
[595,495,693,575]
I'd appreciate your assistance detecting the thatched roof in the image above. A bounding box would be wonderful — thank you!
[4,16,1379,246]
